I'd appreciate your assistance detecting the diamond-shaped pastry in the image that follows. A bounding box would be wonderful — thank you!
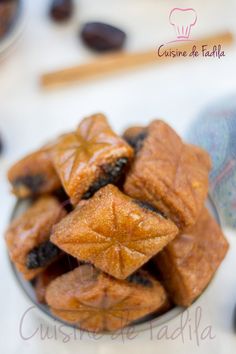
[51,114,134,205]
[5,196,66,280]
[45,265,169,332]
[153,208,229,306]
[124,120,212,229]
[51,184,178,279]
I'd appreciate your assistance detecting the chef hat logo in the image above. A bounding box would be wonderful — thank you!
[169,8,197,39]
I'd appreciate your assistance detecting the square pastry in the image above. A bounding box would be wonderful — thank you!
[52,114,134,205]
[124,120,212,229]
[51,184,178,279]
[153,208,229,306]
[46,265,169,332]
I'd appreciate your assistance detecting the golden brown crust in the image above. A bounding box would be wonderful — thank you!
[50,184,178,279]
[5,115,227,332]
[5,196,66,280]
[8,146,61,198]
[35,256,79,303]
[153,208,229,306]
[45,265,169,332]
[124,120,212,229]
[51,114,134,205]
[187,144,212,171]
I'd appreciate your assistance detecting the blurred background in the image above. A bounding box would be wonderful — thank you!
[1,0,236,225]
[1,1,236,353]
[0,0,236,157]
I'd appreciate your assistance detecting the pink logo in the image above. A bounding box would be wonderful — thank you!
[169,8,197,41]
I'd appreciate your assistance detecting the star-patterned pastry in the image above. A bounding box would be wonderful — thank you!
[153,208,229,306]
[52,113,134,205]
[50,184,178,279]
[124,120,212,229]
[5,196,66,280]
[45,265,169,332]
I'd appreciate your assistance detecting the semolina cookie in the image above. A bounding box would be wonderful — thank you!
[5,196,66,280]
[45,265,169,332]
[8,145,61,198]
[153,208,229,306]
[52,114,134,205]
[124,120,212,229]
[50,184,178,279]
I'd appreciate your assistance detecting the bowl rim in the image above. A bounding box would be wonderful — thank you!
[7,194,221,335]
[8,256,185,335]
[0,0,26,56]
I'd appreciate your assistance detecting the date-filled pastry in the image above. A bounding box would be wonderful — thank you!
[51,114,134,205]
[45,265,169,332]
[153,208,229,306]
[124,120,212,229]
[5,196,66,280]
[50,184,178,279]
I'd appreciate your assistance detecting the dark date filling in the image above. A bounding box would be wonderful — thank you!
[134,200,165,217]
[13,174,45,194]
[53,188,73,213]
[82,157,128,200]
[127,272,153,288]
[124,130,147,153]
[26,241,61,269]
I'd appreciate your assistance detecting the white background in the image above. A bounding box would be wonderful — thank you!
[0,1,236,353]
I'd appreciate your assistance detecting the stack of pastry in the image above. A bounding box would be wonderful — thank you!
[5,114,229,332]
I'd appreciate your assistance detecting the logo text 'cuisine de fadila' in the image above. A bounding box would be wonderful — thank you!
[157,8,225,59]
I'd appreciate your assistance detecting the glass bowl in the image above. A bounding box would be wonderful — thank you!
[8,195,220,334]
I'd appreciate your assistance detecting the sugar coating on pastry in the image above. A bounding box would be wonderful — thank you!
[153,208,229,306]
[8,146,61,198]
[51,114,134,205]
[45,265,169,332]
[5,196,66,280]
[50,184,178,279]
[124,120,212,229]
